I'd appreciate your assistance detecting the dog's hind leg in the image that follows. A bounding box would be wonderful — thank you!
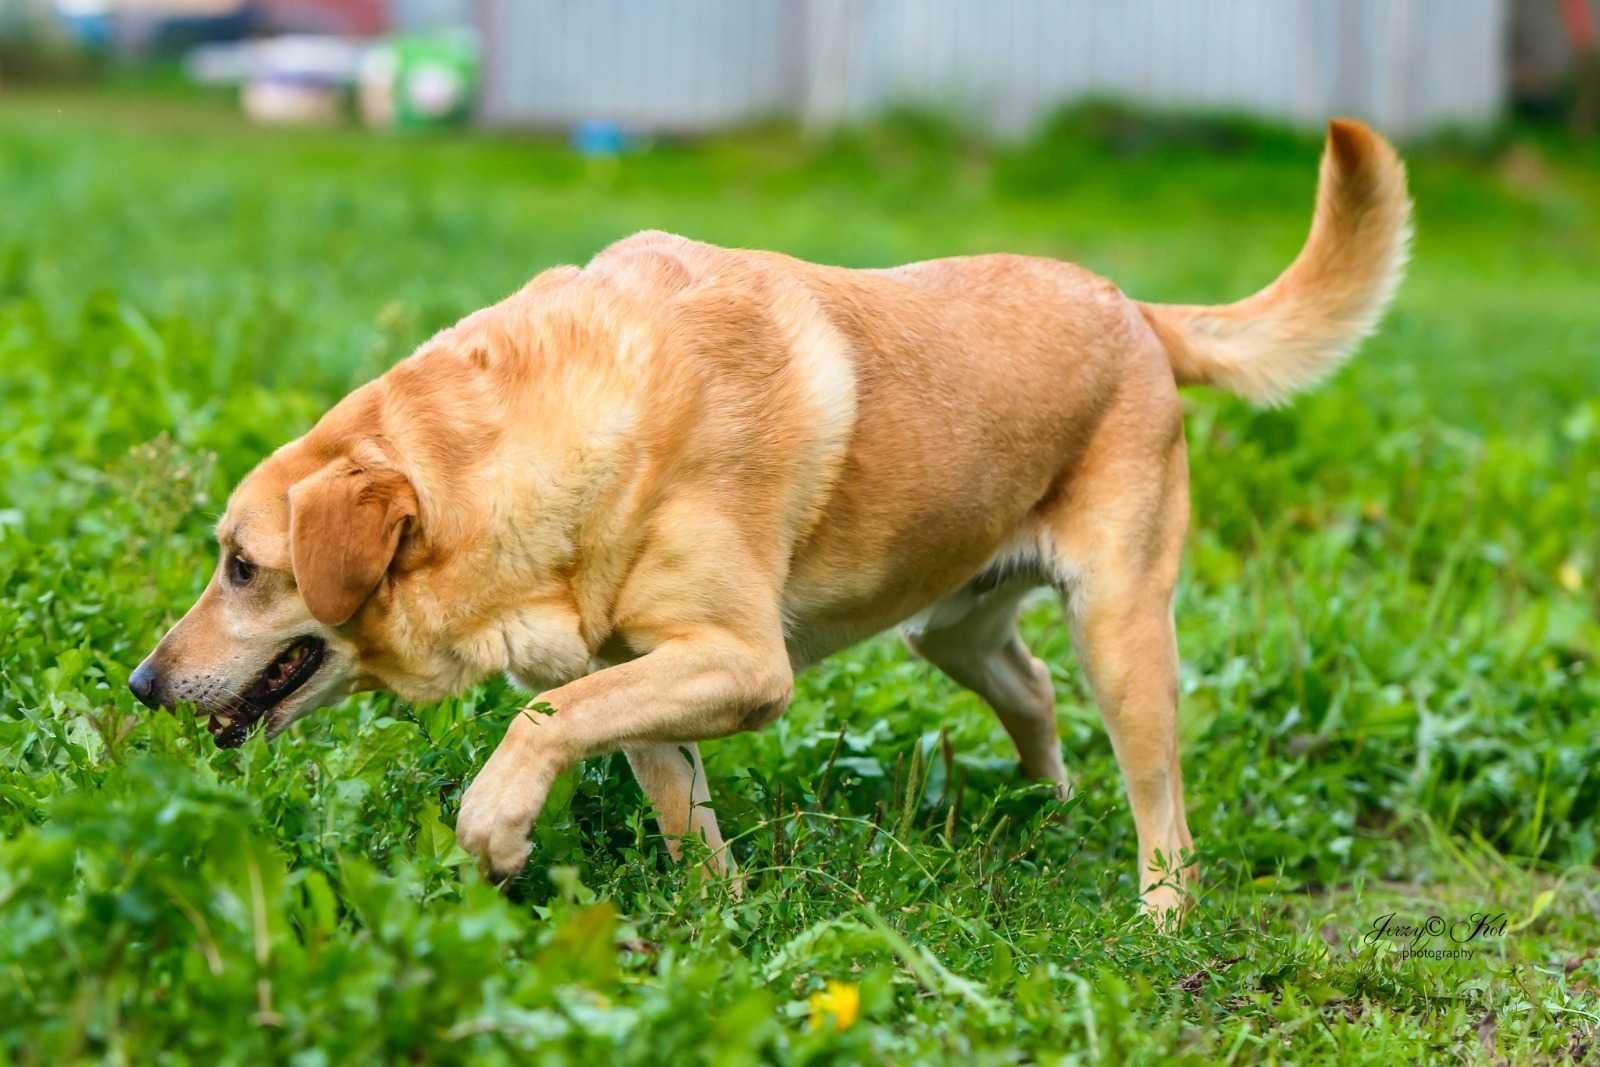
[903,583,1068,794]
[1045,400,1195,920]
[623,740,736,879]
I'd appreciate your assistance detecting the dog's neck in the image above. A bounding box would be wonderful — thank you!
[350,281,672,702]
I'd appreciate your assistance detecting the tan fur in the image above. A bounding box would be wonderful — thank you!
[289,458,417,626]
[133,120,1409,919]
[1142,119,1411,406]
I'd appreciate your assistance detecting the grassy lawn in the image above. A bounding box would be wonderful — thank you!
[1,92,1597,1064]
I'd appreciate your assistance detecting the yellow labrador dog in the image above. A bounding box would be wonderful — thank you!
[130,120,1408,916]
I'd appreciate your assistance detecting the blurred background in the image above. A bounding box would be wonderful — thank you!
[2,5,1599,1059]
[0,0,1597,138]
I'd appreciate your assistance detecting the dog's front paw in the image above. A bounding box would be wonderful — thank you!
[455,721,561,881]
[455,792,533,881]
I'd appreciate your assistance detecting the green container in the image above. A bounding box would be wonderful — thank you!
[364,33,479,130]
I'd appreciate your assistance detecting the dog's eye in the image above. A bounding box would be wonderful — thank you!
[227,553,257,587]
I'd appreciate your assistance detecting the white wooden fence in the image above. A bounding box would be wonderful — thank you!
[477,0,1508,137]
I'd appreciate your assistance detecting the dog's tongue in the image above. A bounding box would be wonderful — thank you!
[268,644,307,688]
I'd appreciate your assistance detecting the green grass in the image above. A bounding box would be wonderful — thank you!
[1,93,1598,1064]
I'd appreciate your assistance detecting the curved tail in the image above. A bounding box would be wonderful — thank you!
[1140,119,1411,407]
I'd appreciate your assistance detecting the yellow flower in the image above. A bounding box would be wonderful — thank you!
[1559,561,1584,593]
[807,980,860,1032]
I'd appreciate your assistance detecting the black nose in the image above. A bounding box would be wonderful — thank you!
[128,660,162,709]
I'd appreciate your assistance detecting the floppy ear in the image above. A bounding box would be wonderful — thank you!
[288,461,417,626]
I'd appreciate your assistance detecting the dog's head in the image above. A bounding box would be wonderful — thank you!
[129,278,627,745]
[129,420,419,746]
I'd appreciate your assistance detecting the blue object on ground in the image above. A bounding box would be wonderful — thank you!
[571,120,630,157]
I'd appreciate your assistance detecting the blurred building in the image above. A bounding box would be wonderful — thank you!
[10,0,1597,137]
[19,0,463,45]
[477,0,1511,137]
[1511,0,1600,102]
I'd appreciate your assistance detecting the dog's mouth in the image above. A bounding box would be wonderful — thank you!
[209,636,326,748]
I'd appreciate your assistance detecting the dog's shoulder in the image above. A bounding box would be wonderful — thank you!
[585,230,729,299]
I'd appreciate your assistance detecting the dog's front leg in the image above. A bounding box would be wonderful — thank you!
[456,629,792,880]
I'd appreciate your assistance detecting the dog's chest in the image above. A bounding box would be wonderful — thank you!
[459,604,591,693]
